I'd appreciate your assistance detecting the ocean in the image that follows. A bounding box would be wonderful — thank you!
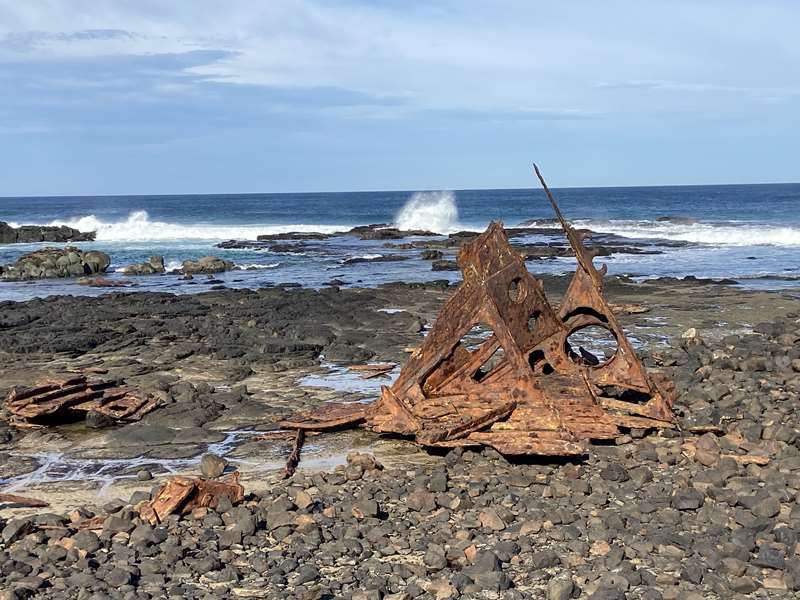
[1,183,800,301]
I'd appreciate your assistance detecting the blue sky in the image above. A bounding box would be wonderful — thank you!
[1,1,798,196]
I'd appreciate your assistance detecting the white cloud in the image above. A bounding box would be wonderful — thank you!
[0,0,798,117]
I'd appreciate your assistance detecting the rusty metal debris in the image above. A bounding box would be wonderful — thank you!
[347,363,397,379]
[4,375,159,425]
[0,493,50,508]
[281,429,305,479]
[280,165,676,461]
[139,473,244,525]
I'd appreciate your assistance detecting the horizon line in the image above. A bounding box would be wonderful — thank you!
[1,179,799,200]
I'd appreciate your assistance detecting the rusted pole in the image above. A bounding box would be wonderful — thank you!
[281,429,305,479]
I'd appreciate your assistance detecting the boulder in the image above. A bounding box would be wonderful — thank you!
[123,256,166,276]
[0,222,15,244]
[0,247,111,281]
[181,256,235,274]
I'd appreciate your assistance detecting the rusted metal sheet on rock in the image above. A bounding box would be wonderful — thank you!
[279,165,676,460]
[4,375,160,425]
[280,402,368,431]
[140,473,244,525]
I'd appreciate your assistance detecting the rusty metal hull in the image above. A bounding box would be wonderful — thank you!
[280,167,676,459]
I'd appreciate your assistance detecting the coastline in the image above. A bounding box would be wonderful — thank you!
[2,276,798,493]
[1,276,800,596]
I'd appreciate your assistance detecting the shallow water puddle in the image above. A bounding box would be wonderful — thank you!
[299,361,400,396]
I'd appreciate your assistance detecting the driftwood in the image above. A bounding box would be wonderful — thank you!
[139,473,244,525]
[4,375,159,425]
[280,165,676,463]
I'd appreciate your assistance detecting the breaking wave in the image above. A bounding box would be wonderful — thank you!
[394,191,460,234]
[237,262,281,270]
[523,218,800,247]
[46,211,349,242]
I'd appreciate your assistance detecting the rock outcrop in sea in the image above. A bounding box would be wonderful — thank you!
[0,247,111,281]
[0,221,95,244]
[181,256,235,274]
[123,256,166,276]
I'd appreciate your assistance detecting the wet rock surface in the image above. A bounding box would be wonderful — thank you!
[0,247,110,281]
[1,279,800,598]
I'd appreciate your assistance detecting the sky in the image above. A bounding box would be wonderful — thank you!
[0,1,798,196]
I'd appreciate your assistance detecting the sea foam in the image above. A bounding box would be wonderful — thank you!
[394,191,460,234]
[523,218,800,247]
[46,211,348,242]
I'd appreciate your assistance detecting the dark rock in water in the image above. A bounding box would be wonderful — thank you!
[256,231,332,241]
[182,256,235,274]
[347,224,437,240]
[123,255,166,276]
[0,247,110,281]
[0,221,95,244]
[421,250,444,260]
[342,254,410,265]
[431,259,459,271]
[656,215,697,225]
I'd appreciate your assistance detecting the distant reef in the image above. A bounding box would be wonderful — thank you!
[0,221,96,244]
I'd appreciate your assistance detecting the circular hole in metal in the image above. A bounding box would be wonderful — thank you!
[565,325,618,367]
[508,277,526,304]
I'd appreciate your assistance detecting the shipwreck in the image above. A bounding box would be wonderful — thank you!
[279,165,676,469]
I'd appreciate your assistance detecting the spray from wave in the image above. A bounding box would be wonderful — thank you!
[46,211,348,242]
[394,191,460,234]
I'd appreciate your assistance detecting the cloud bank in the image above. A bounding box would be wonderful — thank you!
[0,1,798,194]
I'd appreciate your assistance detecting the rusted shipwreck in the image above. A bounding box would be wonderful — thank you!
[280,168,675,459]
[289,166,677,460]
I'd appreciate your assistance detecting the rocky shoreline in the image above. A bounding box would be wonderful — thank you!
[1,278,800,599]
